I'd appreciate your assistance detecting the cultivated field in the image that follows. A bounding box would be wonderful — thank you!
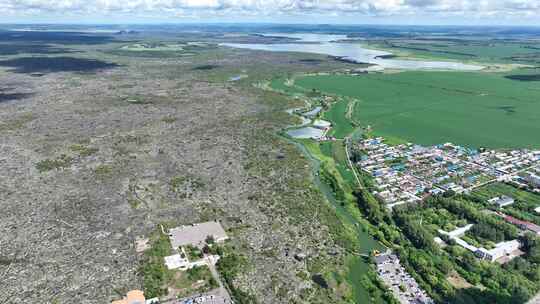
[365,40,540,65]
[295,71,540,149]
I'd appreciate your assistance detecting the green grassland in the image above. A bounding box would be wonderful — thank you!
[295,71,540,149]
[472,183,540,205]
[319,141,357,185]
[322,98,356,139]
[366,40,540,64]
[270,77,307,95]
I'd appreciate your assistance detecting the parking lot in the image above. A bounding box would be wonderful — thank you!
[177,293,231,304]
[376,254,433,304]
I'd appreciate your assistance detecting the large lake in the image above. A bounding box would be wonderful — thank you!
[223,33,483,71]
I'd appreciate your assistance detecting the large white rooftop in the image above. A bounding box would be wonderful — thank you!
[169,221,228,249]
[439,224,474,239]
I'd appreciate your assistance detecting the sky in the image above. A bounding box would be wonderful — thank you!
[2,0,540,25]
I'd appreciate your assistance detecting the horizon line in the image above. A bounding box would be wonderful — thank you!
[1,22,540,28]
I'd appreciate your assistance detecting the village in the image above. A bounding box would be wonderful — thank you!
[355,138,540,208]
[351,136,540,303]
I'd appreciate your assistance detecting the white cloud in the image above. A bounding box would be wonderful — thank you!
[2,0,540,21]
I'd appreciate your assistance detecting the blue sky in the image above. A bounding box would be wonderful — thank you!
[2,0,540,25]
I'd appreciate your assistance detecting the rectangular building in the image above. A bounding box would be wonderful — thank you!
[488,195,515,208]
[169,221,229,249]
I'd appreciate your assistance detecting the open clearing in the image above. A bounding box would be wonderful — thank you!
[295,71,540,149]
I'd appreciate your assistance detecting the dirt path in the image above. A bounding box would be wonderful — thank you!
[344,137,363,189]
[345,99,357,121]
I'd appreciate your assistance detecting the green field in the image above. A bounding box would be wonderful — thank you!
[472,183,540,226]
[322,98,356,139]
[320,141,357,185]
[366,40,540,64]
[270,77,306,95]
[295,72,540,149]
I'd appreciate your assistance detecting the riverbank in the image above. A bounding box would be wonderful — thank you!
[269,77,392,303]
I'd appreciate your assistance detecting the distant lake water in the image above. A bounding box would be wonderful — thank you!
[259,33,349,42]
[223,33,483,71]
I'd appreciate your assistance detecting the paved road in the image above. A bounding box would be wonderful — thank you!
[206,259,233,304]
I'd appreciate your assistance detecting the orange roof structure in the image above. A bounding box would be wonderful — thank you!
[111,290,146,304]
[127,290,145,303]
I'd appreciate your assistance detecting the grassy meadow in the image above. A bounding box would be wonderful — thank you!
[295,71,540,149]
[320,141,357,185]
[322,98,356,139]
[366,40,540,64]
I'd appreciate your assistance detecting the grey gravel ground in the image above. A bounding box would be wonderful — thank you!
[0,34,357,304]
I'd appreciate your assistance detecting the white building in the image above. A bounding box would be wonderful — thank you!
[488,195,515,208]
[475,240,521,262]
[164,248,220,271]
[164,253,190,270]
[525,174,540,188]
[439,224,474,239]
[439,226,522,263]
[455,237,479,253]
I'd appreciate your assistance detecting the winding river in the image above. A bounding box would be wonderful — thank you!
[281,97,385,303]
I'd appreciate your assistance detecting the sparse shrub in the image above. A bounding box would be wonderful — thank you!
[170,175,205,193]
[36,155,73,172]
[205,235,215,244]
[185,245,203,261]
[125,96,151,104]
[0,113,34,131]
[128,198,141,209]
[94,164,112,176]
[162,116,177,123]
[170,176,187,192]
[217,248,257,304]
[70,144,99,157]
